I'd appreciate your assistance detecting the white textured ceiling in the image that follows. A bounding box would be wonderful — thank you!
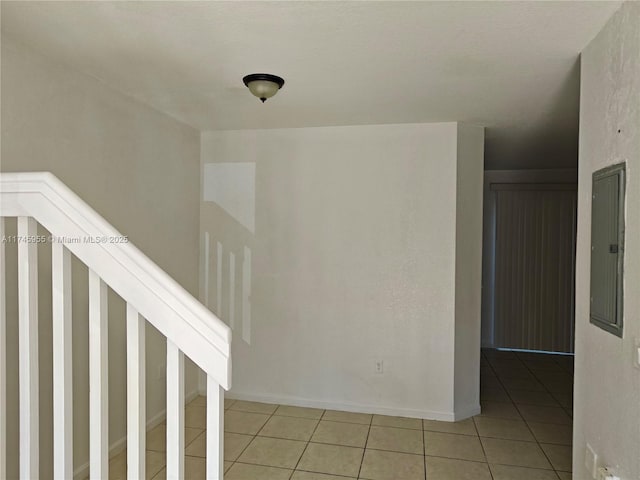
[1,1,620,169]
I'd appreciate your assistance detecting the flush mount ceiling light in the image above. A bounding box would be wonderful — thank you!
[243,73,285,103]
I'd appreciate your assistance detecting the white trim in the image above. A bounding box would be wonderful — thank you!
[89,270,108,479]
[52,243,73,479]
[166,342,185,480]
[126,304,145,480]
[206,379,224,480]
[0,218,6,480]
[225,391,462,422]
[453,404,482,421]
[18,217,39,480]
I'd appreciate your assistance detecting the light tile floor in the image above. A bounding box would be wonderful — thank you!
[109,349,574,479]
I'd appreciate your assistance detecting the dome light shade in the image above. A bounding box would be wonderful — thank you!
[243,73,285,103]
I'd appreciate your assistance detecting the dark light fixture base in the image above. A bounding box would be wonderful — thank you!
[242,73,285,89]
[242,73,285,103]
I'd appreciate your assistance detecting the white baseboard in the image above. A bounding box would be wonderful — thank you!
[73,389,201,480]
[224,390,466,422]
[453,404,481,421]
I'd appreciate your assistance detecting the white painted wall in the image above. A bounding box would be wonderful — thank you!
[454,124,485,417]
[201,122,484,420]
[574,2,640,478]
[1,36,202,478]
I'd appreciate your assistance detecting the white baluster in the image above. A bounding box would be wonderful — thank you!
[229,252,235,329]
[206,377,224,480]
[127,304,145,480]
[17,217,39,479]
[166,341,184,480]
[52,243,73,479]
[0,218,6,480]
[89,269,108,479]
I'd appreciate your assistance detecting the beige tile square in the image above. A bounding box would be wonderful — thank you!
[259,415,319,441]
[508,390,560,407]
[225,461,233,473]
[311,420,369,447]
[556,471,572,480]
[424,431,485,462]
[423,417,477,436]
[149,455,207,480]
[297,443,364,477]
[225,462,293,480]
[185,430,253,461]
[481,438,552,469]
[185,431,206,457]
[230,400,279,414]
[322,409,372,424]
[146,424,202,452]
[474,417,535,441]
[540,443,572,471]
[225,398,236,410]
[478,401,522,420]
[291,472,356,480]
[225,432,254,461]
[425,456,492,480]
[275,405,325,419]
[517,405,571,425]
[490,464,560,480]
[366,425,423,454]
[185,405,206,428]
[359,449,425,480]
[372,414,422,430]
[527,422,572,445]
[184,456,206,479]
[225,410,270,435]
[237,436,306,468]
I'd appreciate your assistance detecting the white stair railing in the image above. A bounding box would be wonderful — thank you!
[0,172,231,479]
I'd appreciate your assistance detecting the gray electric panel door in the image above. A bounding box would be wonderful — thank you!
[590,163,625,337]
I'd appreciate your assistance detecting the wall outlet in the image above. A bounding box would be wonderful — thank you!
[374,359,384,374]
[585,443,598,478]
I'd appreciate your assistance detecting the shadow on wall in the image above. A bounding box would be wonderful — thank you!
[485,58,581,170]
[201,162,255,344]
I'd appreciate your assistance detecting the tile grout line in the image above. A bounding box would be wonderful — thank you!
[228,400,280,475]
[488,350,573,476]
[423,413,427,480]
[356,412,374,479]
[478,351,497,480]
[516,351,572,476]
[288,406,326,478]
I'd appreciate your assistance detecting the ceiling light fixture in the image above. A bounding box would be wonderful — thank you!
[243,73,285,103]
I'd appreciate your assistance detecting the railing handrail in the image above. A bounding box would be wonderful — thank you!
[0,171,231,389]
